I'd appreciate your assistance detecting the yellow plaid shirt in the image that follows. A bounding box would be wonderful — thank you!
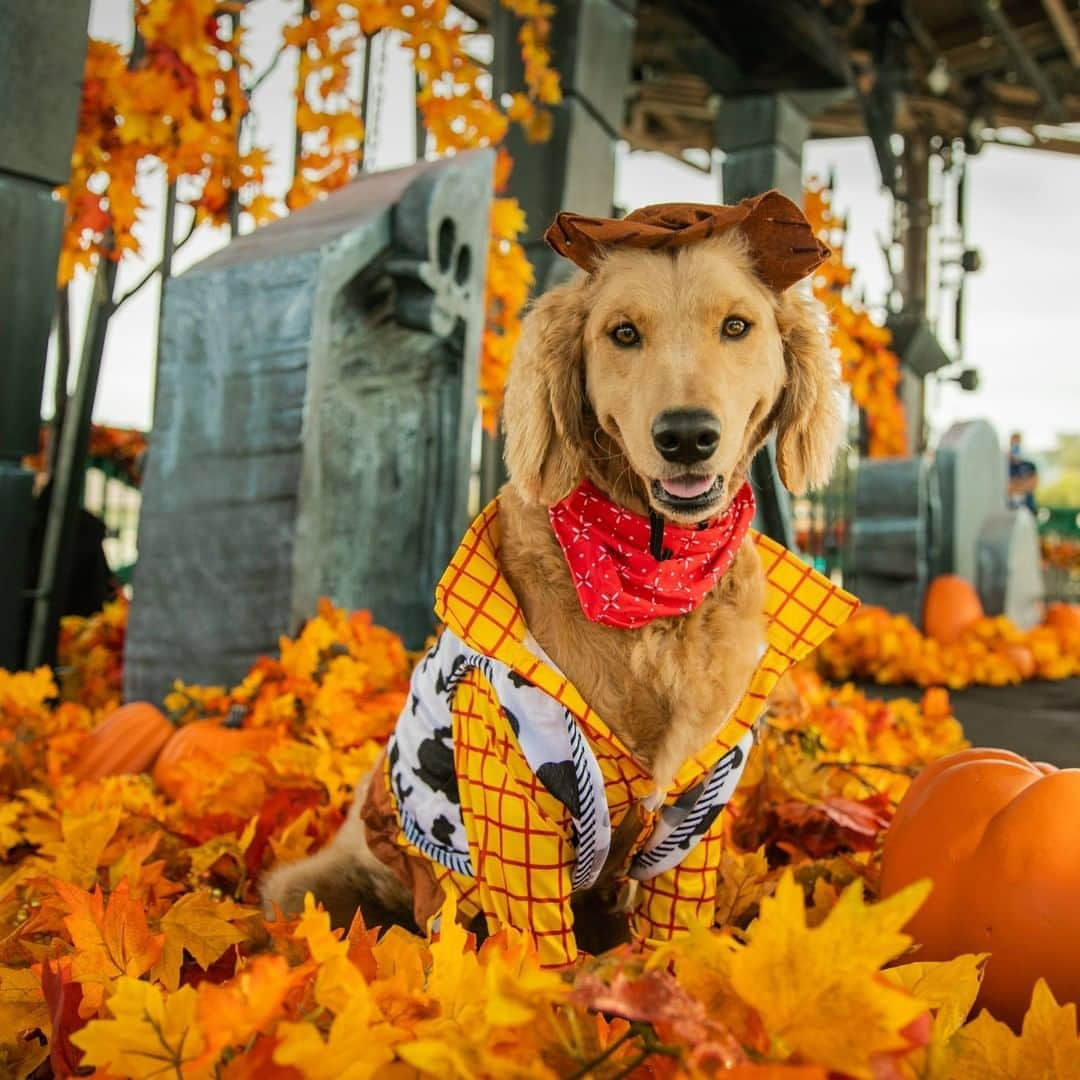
[381,497,858,966]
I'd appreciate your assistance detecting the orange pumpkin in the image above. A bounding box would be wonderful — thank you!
[152,719,277,799]
[922,575,984,644]
[881,747,1079,1028]
[72,702,176,782]
[1045,602,1080,636]
[999,643,1036,680]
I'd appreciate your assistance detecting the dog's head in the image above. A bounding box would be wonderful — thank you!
[502,226,844,523]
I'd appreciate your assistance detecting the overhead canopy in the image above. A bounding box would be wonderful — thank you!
[459,0,1080,165]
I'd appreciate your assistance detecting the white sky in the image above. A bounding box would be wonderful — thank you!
[76,0,1079,455]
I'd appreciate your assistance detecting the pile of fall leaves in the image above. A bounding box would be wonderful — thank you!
[2,598,1077,1078]
[815,604,1080,689]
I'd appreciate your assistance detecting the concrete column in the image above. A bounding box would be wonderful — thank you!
[716,94,810,204]
[491,0,638,290]
[481,0,638,501]
[715,93,810,550]
[0,0,91,668]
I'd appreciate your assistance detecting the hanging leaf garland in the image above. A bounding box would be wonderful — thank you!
[804,182,908,458]
[59,0,272,285]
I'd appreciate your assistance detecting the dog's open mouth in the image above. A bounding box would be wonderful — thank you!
[651,474,724,514]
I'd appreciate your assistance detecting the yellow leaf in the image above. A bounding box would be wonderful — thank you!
[0,804,23,855]
[42,804,121,887]
[0,965,48,1070]
[295,891,348,964]
[268,806,317,866]
[729,872,931,1077]
[71,977,209,1079]
[273,987,398,1079]
[886,953,988,1077]
[948,979,1080,1079]
[887,953,988,1042]
[715,845,772,926]
[154,889,256,992]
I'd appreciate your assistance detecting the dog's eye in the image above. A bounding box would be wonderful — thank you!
[610,322,641,347]
[721,316,751,339]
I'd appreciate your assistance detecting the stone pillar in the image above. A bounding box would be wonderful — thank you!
[491,0,638,291]
[482,0,638,502]
[0,0,90,668]
[716,95,809,206]
[716,94,810,550]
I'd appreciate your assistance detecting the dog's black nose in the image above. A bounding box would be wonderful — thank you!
[651,409,721,464]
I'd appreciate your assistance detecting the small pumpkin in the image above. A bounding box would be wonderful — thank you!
[152,718,278,800]
[922,575,984,644]
[999,643,1036,680]
[881,747,1080,1028]
[72,702,176,783]
[1044,602,1080,637]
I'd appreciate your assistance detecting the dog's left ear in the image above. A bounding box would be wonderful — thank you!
[772,286,845,494]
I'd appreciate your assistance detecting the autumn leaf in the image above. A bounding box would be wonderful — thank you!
[947,979,1080,1079]
[154,888,257,992]
[197,954,310,1058]
[41,804,122,887]
[39,959,86,1077]
[71,976,209,1078]
[54,877,164,1016]
[293,893,368,1014]
[728,871,931,1077]
[886,952,987,1051]
[715,845,773,927]
[273,987,399,1079]
[0,964,50,1075]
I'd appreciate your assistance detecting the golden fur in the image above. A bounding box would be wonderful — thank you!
[262,231,843,932]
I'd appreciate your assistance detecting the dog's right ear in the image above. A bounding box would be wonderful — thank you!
[501,278,590,505]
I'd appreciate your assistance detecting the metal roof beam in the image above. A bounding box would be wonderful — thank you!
[971,0,1067,121]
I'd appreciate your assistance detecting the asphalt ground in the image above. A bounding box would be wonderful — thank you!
[860,679,1080,767]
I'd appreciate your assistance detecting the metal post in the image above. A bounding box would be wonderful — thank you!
[716,93,811,550]
[27,255,120,668]
[900,131,931,454]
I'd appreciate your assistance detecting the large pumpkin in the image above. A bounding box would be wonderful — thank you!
[922,575,984,644]
[152,719,277,800]
[72,702,175,782]
[881,747,1080,1028]
[1045,602,1080,637]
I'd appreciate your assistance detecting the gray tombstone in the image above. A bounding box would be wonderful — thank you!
[976,509,1044,629]
[849,456,941,624]
[126,151,494,703]
[933,420,1006,582]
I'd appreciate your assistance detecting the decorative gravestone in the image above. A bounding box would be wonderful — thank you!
[976,509,1044,628]
[126,151,494,704]
[849,457,941,624]
[932,420,1006,581]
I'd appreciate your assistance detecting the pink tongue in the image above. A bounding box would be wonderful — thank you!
[661,474,716,499]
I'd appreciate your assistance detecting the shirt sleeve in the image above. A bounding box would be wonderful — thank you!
[630,803,727,945]
[451,669,579,967]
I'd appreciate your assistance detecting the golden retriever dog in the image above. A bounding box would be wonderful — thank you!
[262,195,845,955]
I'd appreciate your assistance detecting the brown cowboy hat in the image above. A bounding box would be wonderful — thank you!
[543,189,830,292]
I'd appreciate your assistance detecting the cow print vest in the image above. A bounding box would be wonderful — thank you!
[387,627,754,891]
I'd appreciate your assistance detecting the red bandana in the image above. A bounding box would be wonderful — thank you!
[548,480,757,629]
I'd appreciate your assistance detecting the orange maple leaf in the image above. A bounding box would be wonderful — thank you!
[53,877,164,1017]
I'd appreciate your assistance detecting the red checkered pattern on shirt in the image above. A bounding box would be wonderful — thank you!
[383,497,858,965]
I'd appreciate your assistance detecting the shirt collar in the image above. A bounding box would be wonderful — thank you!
[434,497,859,792]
